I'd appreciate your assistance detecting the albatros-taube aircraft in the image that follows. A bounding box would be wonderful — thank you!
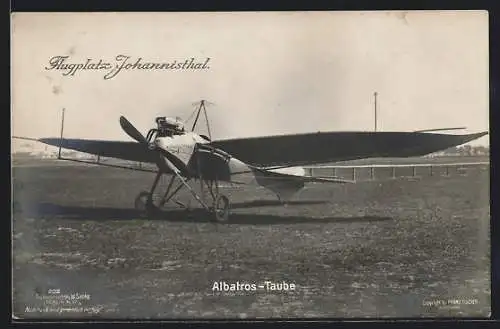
[13,100,488,222]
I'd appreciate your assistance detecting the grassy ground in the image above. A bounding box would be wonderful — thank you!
[12,160,490,319]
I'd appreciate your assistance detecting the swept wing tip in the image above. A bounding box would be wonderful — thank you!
[454,131,488,147]
[470,131,489,140]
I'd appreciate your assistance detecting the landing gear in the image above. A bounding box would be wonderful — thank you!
[212,194,230,222]
[134,191,158,218]
[134,191,150,212]
[134,171,163,218]
[134,170,231,222]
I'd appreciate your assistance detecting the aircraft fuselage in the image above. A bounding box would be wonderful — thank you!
[153,132,253,183]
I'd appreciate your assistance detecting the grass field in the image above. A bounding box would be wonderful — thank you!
[12,159,490,319]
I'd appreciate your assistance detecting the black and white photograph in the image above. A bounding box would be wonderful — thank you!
[11,11,490,319]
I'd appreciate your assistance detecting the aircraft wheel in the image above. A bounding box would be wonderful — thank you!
[134,191,156,218]
[212,194,230,223]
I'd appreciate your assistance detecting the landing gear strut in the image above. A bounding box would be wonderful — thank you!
[133,171,231,222]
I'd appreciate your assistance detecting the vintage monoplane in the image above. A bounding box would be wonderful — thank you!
[13,100,487,222]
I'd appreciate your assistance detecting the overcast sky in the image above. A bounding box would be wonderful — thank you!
[11,11,489,151]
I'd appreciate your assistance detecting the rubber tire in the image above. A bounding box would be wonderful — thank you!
[135,191,157,218]
[134,191,150,211]
[212,194,230,223]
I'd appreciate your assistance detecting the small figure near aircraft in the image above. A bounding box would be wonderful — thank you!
[13,100,487,222]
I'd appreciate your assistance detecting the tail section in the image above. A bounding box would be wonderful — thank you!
[252,166,355,202]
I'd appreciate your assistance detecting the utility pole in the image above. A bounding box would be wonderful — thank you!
[58,108,65,159]
[374,91,378,132]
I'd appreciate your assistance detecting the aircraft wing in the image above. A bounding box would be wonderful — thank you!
[210,131,488,168]
[13,137,158,164]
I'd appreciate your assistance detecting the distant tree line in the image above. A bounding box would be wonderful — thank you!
[441,145,489,156]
